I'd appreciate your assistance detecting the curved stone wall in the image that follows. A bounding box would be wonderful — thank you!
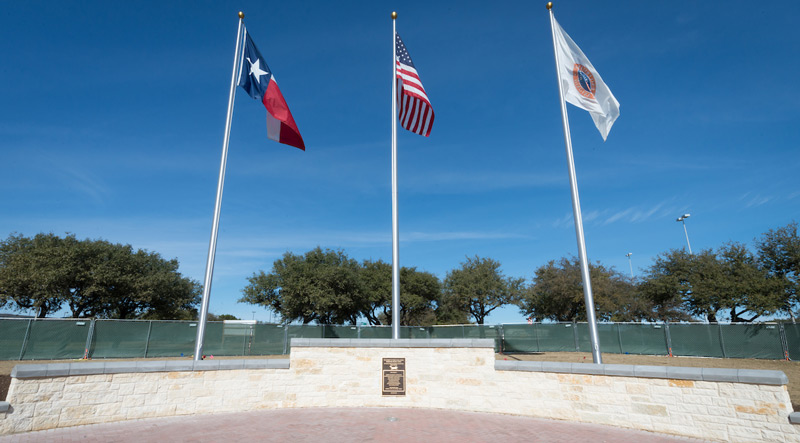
[1,338,798,442]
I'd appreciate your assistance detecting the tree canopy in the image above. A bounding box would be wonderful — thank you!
[443,256,523,324]
[241,250,445,326]
[236,221,797,326]
[359,259,442,326]
[240,247,365,325]
[756,221,800,320]
[518,256,652,322]
[640,243,782,322]
[0,233,200,319]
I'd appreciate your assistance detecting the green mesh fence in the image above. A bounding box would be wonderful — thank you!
[89,320,150,358]
[0,319,30,360]
[617,323,668,355]
[718,324,784,359]
[202,322,255,357]
[500,323,671,355]
[429,325,467,339]
[501,324,538,352]
[144,321,197,358]
[462,325,502,351]
[783,324,800,360]
[358,326,393,339]
[2,318,798,361]
[250,324,288,355]
[284,324,322,353]
[20,319,89,360]
[668,324,724,358]
[323,325,360,338]
[287,324,323,339]
[535,323,579,352]
[408,326,431,339]
[576,323,622,354]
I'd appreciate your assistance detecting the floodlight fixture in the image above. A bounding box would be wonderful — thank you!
[625,253,634,278]
[676,213,693,254]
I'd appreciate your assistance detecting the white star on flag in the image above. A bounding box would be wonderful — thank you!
[247,57,268,80]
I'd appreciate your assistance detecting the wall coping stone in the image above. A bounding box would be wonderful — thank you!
[10,359,290,379]
[0,401,8,413]
[290,338,495,348]
[790,412,800,424]
[10,355,787,386]
[495,360,789,385]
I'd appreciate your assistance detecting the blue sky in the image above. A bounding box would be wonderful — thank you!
[1,1,798,324]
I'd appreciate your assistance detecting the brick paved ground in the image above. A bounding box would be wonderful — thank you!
[0,408,709,442]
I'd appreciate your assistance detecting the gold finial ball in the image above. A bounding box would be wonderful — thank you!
[238,11,244,19]
[391,11,397,19]
[546,2,553,10]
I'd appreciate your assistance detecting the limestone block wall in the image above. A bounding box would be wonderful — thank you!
[1,338,799,442]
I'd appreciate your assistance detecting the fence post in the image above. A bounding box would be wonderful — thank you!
[18,318,33,360]
[533,322,541,353]
[282,324,289,355]
[143,321,153,358]
[573,322,580,352]
[664,321,673,357]
[82,318,96,359]
[242,324,250,356]
[357,324,361,339]
[718,323,727,358]
[617,324,624,354]
[780,323,791,360]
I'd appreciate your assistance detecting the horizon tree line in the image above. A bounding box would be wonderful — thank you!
[1,221,797,325]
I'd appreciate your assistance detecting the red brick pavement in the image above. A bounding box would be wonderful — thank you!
[0,408,709,442]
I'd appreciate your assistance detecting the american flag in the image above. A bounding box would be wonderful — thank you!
[395,32,434,137]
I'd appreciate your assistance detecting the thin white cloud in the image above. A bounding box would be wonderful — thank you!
[552,213,574,229]
[603,201,674,225]
[57,167,111,203]
[743,194,773,208]
[748,197,772,208]
[553,200,680,228]
[581,210,605,224]
[604,208,635,224]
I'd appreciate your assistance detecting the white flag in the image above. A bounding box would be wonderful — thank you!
[553,17,620,141]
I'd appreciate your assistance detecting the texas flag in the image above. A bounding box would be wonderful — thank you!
[238,29,305,150]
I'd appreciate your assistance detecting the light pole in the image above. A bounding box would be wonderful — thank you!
[676,213,692,254]
[625,252,633,278]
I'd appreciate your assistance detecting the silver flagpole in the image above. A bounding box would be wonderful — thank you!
[547,2,602,364]
[390,11,401,339]
[194,12,245,361]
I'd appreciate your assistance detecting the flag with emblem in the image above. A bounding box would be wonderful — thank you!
[238,28,305,150]
[552,17,619,141]
[395,32,434,137]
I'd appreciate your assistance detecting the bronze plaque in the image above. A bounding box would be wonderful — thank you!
[382,357,406,396]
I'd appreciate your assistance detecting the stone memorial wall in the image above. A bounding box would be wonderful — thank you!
[1,339,798,442]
